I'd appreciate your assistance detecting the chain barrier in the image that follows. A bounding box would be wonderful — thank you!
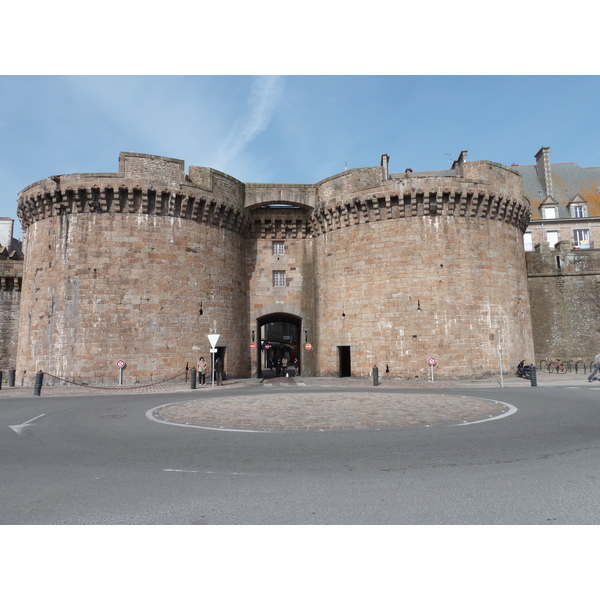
[42,370,187,391]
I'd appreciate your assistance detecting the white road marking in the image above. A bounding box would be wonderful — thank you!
[452,401,517,426]
[163,469,199,473]
[163,469,255,475]
[9,414,46,435]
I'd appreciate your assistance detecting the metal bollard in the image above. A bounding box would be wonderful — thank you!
[190,367,197,389]
[0,371,2,391]
[33,370,44,396]
[9,368,15,387]
[530,364,537,387]
[373,365,379,386]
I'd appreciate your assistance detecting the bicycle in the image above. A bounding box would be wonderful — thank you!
[544,358,566,374]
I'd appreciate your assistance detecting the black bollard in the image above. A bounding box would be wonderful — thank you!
[190,367,197,389]
[373,365,379,386]
[530,364,537,387]
[0,371,2,391]
[9,368,15,387]
[33,370,44,396]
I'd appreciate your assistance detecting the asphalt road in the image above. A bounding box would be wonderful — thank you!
[2,382,600,524]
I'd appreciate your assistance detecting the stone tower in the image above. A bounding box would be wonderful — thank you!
[16,153,249,384]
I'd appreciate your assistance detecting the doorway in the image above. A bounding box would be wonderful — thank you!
[256,312,301,378]
[338,346,351,377]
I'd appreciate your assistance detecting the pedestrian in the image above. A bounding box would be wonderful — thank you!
[215,356,224,386]
[588,353,600,382]
[275,358,281,377]
[197,357,207,385]
[282,356,288,377]
[293,357,299,375]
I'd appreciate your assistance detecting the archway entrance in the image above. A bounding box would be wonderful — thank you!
[256,312,302,378]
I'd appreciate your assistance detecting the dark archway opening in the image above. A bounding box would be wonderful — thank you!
[256,312,302,379]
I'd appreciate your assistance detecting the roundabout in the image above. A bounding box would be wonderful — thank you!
[148,391,514,431]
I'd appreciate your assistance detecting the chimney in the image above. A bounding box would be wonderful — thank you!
[535,147,553,197]
[451,150,468,177]
[381,154,390,181]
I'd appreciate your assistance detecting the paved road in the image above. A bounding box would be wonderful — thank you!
[2,372,600,524]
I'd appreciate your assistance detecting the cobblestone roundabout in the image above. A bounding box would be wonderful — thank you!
[153,392,508,430]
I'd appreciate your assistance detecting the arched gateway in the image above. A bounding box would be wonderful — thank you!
[256,312,302,378]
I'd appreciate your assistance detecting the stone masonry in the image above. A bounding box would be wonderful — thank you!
[14,151,534,384]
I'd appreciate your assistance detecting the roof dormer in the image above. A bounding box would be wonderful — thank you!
[539,194,559,219]
[568,193,588,218]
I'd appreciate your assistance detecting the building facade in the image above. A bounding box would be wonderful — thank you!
[512,147,600,363]
[9,151,534,385]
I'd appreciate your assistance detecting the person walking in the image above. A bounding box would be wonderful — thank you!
[215,356,224,386]
[588,353,600,382]
[281,356,288,377]
[197,357,207,385]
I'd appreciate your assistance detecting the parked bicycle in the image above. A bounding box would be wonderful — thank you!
[544,358,566,374]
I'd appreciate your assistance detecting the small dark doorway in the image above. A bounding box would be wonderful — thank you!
[338,346,351,377]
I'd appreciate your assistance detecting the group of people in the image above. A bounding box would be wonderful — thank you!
[196,356,224,386]
[272,355,299,377]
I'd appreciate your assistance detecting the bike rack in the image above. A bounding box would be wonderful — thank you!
[574,360,586,374]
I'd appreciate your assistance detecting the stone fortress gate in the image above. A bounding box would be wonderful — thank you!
[15,151,534,384]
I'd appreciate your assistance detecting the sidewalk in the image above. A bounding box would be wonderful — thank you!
[0,370,592,398]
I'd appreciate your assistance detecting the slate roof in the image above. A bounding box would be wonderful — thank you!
[511,161,600,219]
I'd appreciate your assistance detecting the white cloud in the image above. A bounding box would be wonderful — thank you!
[214,76,285,170]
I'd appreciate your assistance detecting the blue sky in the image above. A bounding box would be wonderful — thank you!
[1,3,598,242]
[2,75,600,240]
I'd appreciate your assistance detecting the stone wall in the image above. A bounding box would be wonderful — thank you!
[246,207,316,376]
[0,261,22,372]
[526,243,600,364]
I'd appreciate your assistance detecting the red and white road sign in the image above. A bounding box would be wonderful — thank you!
[305,343,312,350]
[427,356,437,366]
[116,359,126,369]
[250,343,256,349]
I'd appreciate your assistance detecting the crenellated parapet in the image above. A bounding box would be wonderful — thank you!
[17,152,250,235]
[310,162,530,236]
[249,208,311,240]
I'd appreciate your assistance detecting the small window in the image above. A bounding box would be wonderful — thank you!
[574,229,590,247]
[273,270,286,287]
[523,232,534,251]
[572,205,587,218]
[543,207,557,219]
[272,241,285,255]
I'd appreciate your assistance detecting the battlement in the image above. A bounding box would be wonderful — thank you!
[17,152,248,234]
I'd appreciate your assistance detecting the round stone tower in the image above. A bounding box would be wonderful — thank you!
[311,155,533,379]
[16,153,249,385]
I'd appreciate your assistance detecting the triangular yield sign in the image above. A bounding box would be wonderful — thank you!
[207,334,220,348]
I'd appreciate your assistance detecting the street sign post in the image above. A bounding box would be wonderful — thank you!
[208,334,220,387]
[427,356,436,381]
[116,359,126,385]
